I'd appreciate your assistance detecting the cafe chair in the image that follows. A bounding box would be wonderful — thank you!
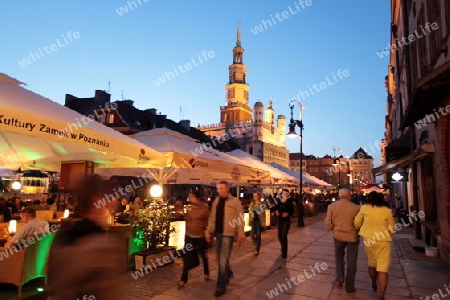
[0,232,56,298]
[36,210,54,222]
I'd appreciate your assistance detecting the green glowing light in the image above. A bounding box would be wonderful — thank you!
[36,287,44,292]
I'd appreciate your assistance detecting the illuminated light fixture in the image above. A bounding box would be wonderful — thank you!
[12,181,21,191]
[287,123,298,137]
[150,184,163,198]
[8,220,17,234]
[392,172,403,181]
[63,209,70,218]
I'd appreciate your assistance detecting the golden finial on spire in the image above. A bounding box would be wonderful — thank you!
[237,20,242,47]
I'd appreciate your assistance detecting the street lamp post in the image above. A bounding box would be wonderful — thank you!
[347,160,352,190]
[332,146,340,188]
[288,100,305,227]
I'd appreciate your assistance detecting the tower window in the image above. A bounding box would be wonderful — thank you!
[107,114,114,124]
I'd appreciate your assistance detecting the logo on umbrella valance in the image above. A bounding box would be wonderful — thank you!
[138,148,150,162]
[231,166,241,181]
[189,158,208,168]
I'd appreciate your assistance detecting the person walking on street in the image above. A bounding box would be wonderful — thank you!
[354,191,396,300]
[205,181,245,297]
[273,189,294,258]
[178,191,210,288]
[249,192,264,256]
[325,188,360,293]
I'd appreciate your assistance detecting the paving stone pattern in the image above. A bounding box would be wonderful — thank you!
[1,213,449,300]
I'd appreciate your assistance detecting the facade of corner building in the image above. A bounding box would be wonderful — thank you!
[288,149,374,187]
[374,0,450,260]
[198,26,289,168]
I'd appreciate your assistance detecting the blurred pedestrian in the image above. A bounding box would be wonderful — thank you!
[354,191,396,300]
[325,188,360,292]
[249,192,264,255]
[205,181,245,297]
[178,191,210,288]
[47,175,125,300]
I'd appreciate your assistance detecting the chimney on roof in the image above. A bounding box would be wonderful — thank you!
[179,120,191,131]
[94,90,111,108]
[65,94,78,105]
[145,108,157,115]
[122,100,134,106]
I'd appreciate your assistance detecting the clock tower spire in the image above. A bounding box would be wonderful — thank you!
[221,23,251,123]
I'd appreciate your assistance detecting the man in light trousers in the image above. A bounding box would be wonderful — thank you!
[325,188,360,293]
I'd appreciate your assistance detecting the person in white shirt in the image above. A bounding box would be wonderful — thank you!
[4,207,50,249]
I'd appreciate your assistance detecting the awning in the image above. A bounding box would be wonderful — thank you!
[0,73,169,171]
[96,128,270,185]
[227,149,297,186]
[372,143,435,174]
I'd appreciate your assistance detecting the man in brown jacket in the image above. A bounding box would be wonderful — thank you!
[206,181,245,297]
[325,188,360,293]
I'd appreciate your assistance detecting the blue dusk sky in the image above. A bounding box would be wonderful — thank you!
[1,0,390,166]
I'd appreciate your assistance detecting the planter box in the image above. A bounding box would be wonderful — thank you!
[134,247,176,271]
[425,246,439,257]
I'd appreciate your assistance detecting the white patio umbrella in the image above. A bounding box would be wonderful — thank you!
[0,73,168,171]
[96,128,270,185]
[0,168,16,178]
[227,149,297,186]
[269,163,332,189]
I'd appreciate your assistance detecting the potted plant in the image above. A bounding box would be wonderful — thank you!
[129,199,176,270]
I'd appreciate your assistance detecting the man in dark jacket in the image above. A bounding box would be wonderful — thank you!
[273,189,294,258]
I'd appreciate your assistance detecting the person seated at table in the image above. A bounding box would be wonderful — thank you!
[40,193,49,204]
[108,197,121,215]
[130,197,144,211]
[44,196,58,215]
[9,196,25,214]
[3,207,50,249]
[31,199,45,211]
[174,196,184,214]
[119,197,128,213]
[0,197,12,222]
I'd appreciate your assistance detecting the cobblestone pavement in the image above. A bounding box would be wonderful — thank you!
[1,213,449,300]
[121,214,326,300]
[392,231,441,263]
